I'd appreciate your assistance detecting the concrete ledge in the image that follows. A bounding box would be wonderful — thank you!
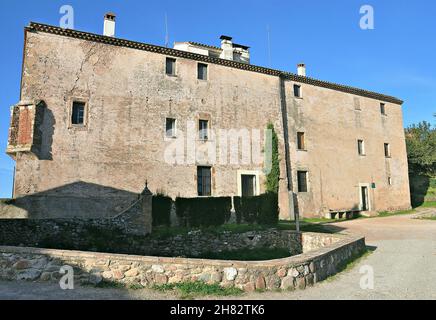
[0,232,366,292]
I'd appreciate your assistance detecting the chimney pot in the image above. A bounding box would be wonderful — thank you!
[103,12,116,37]
[220,35,233,41]
[220,35,233,61]
[297,63,306,77]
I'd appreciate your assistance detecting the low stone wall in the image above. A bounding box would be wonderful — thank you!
[0,218,302,257]
[0,233,366,292]
[0,191,152,236]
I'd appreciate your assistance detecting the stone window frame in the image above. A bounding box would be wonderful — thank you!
[384,143,391,158]
[164,117,177,139]
[67,98,89,130]
[197,62,208,81]
[357,139,366,156]
[380,102,387,116]
[297,131,306,151]
[358,182,372,211]
[237,170,261,197]
[293,84,303,99]
[197,113,212,142]
[354,97,362,111]
[296,169,309,193]
[165,57,177,77]
[196,165,213,197]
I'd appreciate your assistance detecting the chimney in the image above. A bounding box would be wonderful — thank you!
[103,12,116,37]
[297,63,306,77]
[219,35,233,61]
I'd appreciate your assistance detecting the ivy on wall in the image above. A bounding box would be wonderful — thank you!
[265,122,280,194]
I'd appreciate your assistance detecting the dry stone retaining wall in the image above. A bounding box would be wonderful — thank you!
[0,218,302,257]
[0,233,366,292]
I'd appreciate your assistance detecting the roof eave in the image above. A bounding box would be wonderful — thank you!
[25,22,404,105]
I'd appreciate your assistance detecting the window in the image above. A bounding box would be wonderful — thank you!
[297,171,308,193]
[198,63,208,80]
[384,143,391,158]
[354,97,361,111]
[358,139,365,156]
[166,57,176,76]
[294,84,302,98]
[199,120,209,140]
[241,174,256,197]
[380,103,386,115]
[197,166,211,196]
[388,177,392,185]
[165,118,176,138]
[71,101,85,125]
[297,132,305,150]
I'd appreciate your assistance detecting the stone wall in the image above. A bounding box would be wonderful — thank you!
[0,233,366,292]
[0,190,152,236]
[0,182,150,220]
[0,217,301,257]
[12,25,410,220]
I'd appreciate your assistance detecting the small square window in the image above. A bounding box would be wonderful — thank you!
[380,103,386,115]
[384,143,391,158]
[165,118,176,137]
[197,166,211,196]
[294,84,302,98]
[166,57,176,76]
[354,97,361,111]
[297,132,305,150]
[199,119,209,140]
[297,171,308,193]
[358,139,365,156]
[71,101,85,125]
[198,63,208,80]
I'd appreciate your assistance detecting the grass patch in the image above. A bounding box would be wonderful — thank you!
[128,283,145,290]
[83,280,145,290]
[376,209,416,218]
[150,224,275,239]
[153,281,243,298]
[277,220,337,234]
[197,247,291,261]
[419,201,436,208]
[81,279,126,289]
[150,218,340,240]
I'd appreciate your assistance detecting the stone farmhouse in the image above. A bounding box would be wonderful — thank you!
[5,13,411,220]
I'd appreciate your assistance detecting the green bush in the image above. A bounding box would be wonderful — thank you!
[175,197,232,227]
[152,195,173,226]
[234,192,279,225]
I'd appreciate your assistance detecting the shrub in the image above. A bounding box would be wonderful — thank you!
[234,192,279,225]
[152,195,173,227]
[175,197,232,227]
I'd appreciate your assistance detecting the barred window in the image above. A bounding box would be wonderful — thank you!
[197,166,211,196]
[166,57,176,75]
[71,102,85,125]
[198,63,208,80]
[297,171,308,193]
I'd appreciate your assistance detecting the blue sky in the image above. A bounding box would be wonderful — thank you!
[0,0,435,197]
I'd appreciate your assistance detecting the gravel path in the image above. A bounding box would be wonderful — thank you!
[1,208,435,300]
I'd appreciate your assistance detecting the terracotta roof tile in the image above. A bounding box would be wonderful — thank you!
[26,22,403,105]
